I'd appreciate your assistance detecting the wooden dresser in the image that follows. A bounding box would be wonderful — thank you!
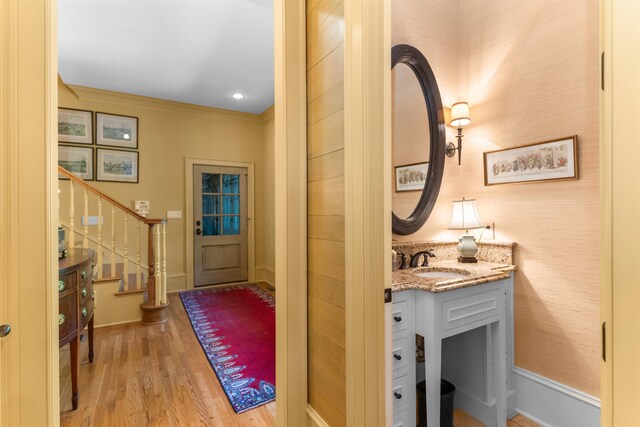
[59,248,95,410]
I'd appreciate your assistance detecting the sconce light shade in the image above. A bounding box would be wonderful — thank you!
[448,198,483,231]
[450,102,471,128]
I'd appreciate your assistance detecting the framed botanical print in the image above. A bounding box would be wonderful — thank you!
[395,162,429,192]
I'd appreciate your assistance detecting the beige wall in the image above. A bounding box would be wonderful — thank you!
[259,111,276,285]
[392,0,600,396]
[58,82,275,291]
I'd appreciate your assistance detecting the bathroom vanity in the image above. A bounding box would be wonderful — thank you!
[390,243,515,427]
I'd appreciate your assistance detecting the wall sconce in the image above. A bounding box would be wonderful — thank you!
[446,102,471,165]
[448,197,484,263]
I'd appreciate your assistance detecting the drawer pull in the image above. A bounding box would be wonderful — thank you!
[393,316,402,322]
[393,354,402,361]
[82,307,88,318]
[81,270,87,279]
[81,287,87,298]
[58,280,65,292]
[58,313,66,326]
[394,392,402,400]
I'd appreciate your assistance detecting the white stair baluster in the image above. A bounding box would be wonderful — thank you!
[83,187,89,248]
[110,204,116,278]
[162,222,167,304]
[136,220,142,291]
[155,225,161,306]
[68,180,75,248]
[97,197,103,278]
[123,213,129,291]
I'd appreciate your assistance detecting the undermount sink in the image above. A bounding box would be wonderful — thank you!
[414,269,470,280]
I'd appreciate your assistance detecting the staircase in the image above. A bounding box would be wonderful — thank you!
[58,166,169,324]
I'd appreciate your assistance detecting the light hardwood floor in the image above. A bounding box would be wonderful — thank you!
[60,286,535,427]
[60,292,276,427]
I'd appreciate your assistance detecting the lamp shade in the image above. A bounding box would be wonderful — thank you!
[450,102,471,128]
[448,198,483,230]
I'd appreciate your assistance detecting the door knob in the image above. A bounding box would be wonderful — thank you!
[196,220,201,226]
[0,324,11,337]
[196,228,202,235]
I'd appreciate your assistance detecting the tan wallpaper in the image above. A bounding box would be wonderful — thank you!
[392,0,600,396]
[58,82,276,292]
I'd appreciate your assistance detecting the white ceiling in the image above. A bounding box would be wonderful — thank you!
[58,0,274,115]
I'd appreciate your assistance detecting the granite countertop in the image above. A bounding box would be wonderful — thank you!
[392,260,516,293]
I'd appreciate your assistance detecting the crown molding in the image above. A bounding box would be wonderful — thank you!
[260,105,275,124]
[67,85,267,125]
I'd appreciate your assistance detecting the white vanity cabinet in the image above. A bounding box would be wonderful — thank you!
[390,274,514,427]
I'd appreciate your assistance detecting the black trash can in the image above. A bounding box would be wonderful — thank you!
[416,379,455,427]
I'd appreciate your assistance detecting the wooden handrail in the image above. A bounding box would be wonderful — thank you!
[58,166,166,225]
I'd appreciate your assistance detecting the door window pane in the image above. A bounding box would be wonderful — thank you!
[223,216,240,235]
[222,174,240,194]
[222,196,240,215]
[202,195,221,215]
[202,216,221,236]
[202,173,221,193]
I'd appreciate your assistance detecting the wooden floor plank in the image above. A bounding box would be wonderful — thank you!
[60,293,276,426]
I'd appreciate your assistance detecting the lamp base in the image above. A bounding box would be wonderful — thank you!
[458,256,478,263]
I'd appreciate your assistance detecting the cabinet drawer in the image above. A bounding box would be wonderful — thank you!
[393,408,415,427]
[392,336,412,379]
[391,300,411,340]
[392,374,414,413]
[79,280,93,304]
[58,272,77,293]
[79,262,93,284]
[59,290,78,342]
[80,296,94,329]
[441,289,500,333]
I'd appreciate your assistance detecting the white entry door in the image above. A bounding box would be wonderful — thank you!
[193,164,248,287]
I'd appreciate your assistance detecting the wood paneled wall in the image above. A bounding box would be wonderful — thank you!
[306,1,346,425]
[393,0,600,397]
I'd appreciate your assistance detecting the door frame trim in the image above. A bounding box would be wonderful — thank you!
[185,158,255,289]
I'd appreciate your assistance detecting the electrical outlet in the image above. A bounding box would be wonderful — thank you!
[167,210,182,219]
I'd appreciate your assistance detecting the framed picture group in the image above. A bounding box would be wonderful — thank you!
[58,108,139,183]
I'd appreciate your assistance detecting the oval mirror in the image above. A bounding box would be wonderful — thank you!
[391,44,446,235]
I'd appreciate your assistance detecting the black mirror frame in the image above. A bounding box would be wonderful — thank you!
[391,44,446,236]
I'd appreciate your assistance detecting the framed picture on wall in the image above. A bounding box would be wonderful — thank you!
[58,108,93,144]
[58,145,93,180]
[483,136,578,186]
[96,148,139,183]
[96,112,138,149]
[395,162,429,192]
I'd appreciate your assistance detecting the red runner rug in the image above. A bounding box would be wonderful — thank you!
[180,284,275,413]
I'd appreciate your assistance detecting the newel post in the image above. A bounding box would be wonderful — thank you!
[140,221,169,324]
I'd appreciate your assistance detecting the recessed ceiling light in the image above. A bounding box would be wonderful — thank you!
[232,93,245,100]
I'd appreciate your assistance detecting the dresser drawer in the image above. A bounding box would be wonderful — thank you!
[79,262,93,284]
[79,296,94,329]
[58,272,77,293]
[441,289,500,333]
[392,336,412,379]
[79,280,93,304]
[59,290,78,342]
[392,374,414,414]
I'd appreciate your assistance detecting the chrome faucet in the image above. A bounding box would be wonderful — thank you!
[409,250,436,268]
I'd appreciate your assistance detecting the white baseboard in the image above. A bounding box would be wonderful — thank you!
[255,265,276,287]
[454,388,516,427]
[306,405,330,427]
[513,367,600,427]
